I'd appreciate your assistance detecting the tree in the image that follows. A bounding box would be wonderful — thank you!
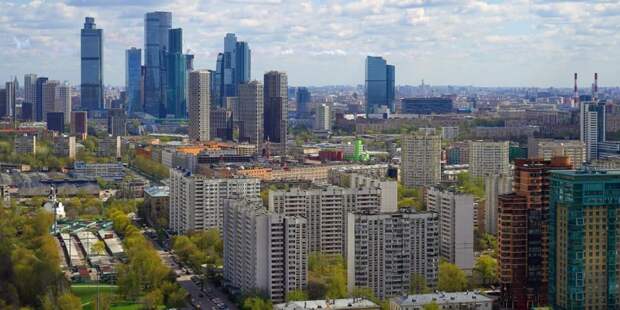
[473,255,498,287]
[56,292,82,310]
[456,172,484,199]
[92,293,113,310]
[286,289,308,302]
[409,273,430,294]
[438,262,468,292]
[141,289,163,309]
[423,301,440,310]
[91,240,107,256]
[307,253,347,299]
[349,287,379,304]
[242,296,272,310]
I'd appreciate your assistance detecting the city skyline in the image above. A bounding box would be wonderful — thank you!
[2,0,620,87]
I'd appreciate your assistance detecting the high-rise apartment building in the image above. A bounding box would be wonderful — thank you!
[55,83,72,125]
[24,74,37,109]
[188,70,210,142]
[346,210,439,299]
[70,111,88,139]
[365,56,395,114]
[107,108,127,137]
[469,141,510,177]
[125,47,142,114]
[166,28,187,118]
[498,157,571,310]
[296,87,311,118]
[35,77,48,122]
[80,17,103,112]
[314,104,331,132]
[528,138,585,169]
[401,134,441,187]
[3,81,16,120]
[426,186,475,272]
[144,11,172,117]
[484,174,512,235]
[169,168,260,233]
[548,169,620,309]
[223,198,306,303]
[42,80,59,121]
[263,71,288,154]
[0,89,5,119]
[580,100,605,161]
[238,81,263,148]
[210,107,232,141]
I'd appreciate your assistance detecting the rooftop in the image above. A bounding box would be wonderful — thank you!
[144,186,170,197]
[391,292,492,306]
[274,298,378,310]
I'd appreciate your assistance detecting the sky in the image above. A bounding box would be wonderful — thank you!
[1,0,620,87]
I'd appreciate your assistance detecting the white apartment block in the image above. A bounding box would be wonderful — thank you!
[188,70,210,142]
[527,138,585,169]
[426,187,475,272]
[390,292,493,310]
[401,134,441,187]
[468,140,510,177]
[223,198,307,303]
[314,103,331,131]
[169,168,260,233]
[269,184,387,255]
[328,168,398,212]
[483,174,512,235]
[345,210,439,299]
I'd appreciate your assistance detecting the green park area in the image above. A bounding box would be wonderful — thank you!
[71,284,142,310]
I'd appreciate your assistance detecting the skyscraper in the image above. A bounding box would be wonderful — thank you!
[0,89,5,119]
[365,56,395,114]
[314,103,331,132]
[46,112,64,132]
[220,34,251,101]
[80,17,103,112]
[4,81,16,121]
[401,133,441,187]
[108,108,127,137]
[166,28,187,118]
[580,100,605,162]
[144,11,172,117]
[71,111,88,139]
[188,70,210,142]
[213,53,224,107]
[498,157,571,310]
[296,87,311,118]
[125,47,142,114]
[235,41,251,86]
[55,83,72,125]
[35,77,48,122]
[548,169,620,309]
[24,74,37,108]
[42,80,59,121]
[238,81,263,148]
[263,71,288,154]
[223,33,237,100]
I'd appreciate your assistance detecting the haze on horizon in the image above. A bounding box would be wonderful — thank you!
[1,0,620,88]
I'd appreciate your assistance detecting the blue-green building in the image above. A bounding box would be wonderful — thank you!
[549,169,620,309]
[166,28,187,119]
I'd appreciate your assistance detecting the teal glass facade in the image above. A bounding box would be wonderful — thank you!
[166,28,187,118]
[549,170,620,309]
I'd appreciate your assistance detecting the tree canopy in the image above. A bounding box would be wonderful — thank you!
[438,262,468,292]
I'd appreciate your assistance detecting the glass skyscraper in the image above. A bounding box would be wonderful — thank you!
[166,28,187,118]
[218,33,251,103]
[365,56,395,114]
[125,47,142,114]
[296,87,311,118]
[144,11,171,118]
[235,41,251,87]
[35,77,48,122]
[80,17,103,112]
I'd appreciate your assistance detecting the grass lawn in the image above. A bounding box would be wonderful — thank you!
[71,284,142,310]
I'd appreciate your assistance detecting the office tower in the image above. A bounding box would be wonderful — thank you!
[168,168,260,233]
[71,111,88,139]
[185,54,194,71]
[97,135,121,158]
[314,103,331,131]
[426,186,475,272]
[55,83,72,125]
[269,182,392,255]
[144,11,172,117]
[401,133,441,187]
[21,102,33,121]
[401,97,454,114]
[469,141,510,177]
[42,80,59,121]
[365,56,395,114]
[346,210,439,299]
[35,77,48,121]
[235,41,251,87]
[4,81,16,120]
[166,28,187,118]
[24,74,36,108]
[80,17,103,111]
[528,138,585,169]
[296,87,311,118]
[0,89,5,118]
[188,70,210,141]
[52,135,76,159]
[220,34,251,101]
[46,112,64,132]
[483,174,512,235]
[213,54,224,106]
[223,198,307,303]
[210,107,233,141]
[125,47,142,114]
[263,71,288,154]
[548,169,620,309]
[238,81,263,148]
[108,108,127,137]
[580,100,605,161]
[498,158,572,310]
[14,135,36,155]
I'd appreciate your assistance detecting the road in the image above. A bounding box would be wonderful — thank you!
[144,231,237,310]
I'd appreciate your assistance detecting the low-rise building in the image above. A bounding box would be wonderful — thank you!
[144,186,170,229]
[390,292,493,310]
[14,134,36,155]
[97,135,121,158]
[52,135,76,159]
[71,161,124,181]
[275,299,379,310]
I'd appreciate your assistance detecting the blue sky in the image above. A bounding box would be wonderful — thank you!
[1,0,620,87]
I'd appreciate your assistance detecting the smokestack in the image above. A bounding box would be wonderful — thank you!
[574,73,579,103]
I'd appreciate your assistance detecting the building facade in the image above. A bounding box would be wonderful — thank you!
[126,47,142,114]
[166,28,187,118]
[80,17,103,111]
[528,138,585,169]
[238,81,263,148]
[580,100,605,161]
[365,56,395,114]
[401,134,441,187]
[144,11,172,117]
[296,87,311,118]
[188,70,211,141]
[469,140,510,177]
[70,111,88,139]
[263,71,288,154]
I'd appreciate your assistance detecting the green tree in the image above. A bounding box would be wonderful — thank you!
[438,262,468,292]
[456,172,485,199]
[308,253,347,299]
[349,287,379,304]
[242,296,272,310]
[473,255,498,287]
[409,273,430,294]
[92,292,113,310]
[141,289,163,309]
[423,301,440,310]
[57,293,82,310]
[91,240,107,256]
[286,289,309,302]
